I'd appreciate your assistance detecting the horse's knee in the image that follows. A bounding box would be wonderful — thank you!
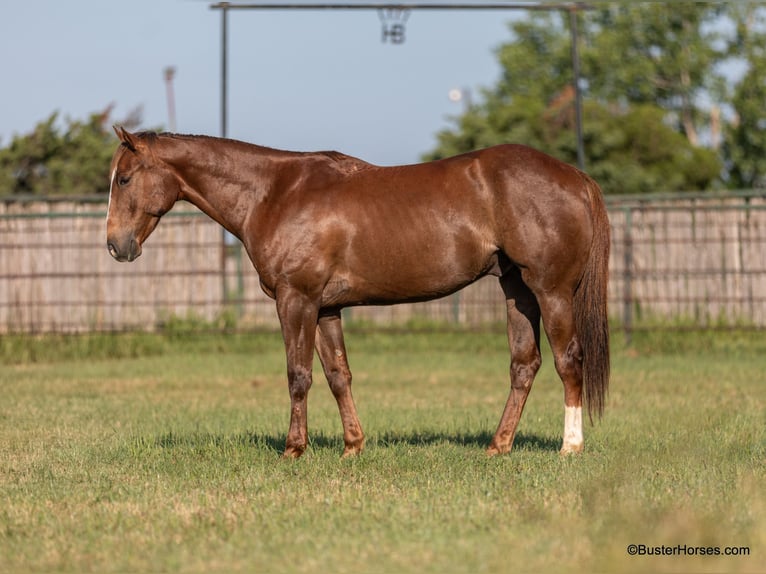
[510,352,541,391]
[288,365,313,401]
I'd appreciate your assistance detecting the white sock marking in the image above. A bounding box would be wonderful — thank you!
[562,405,583,453]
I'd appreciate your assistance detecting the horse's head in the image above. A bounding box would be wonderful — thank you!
[106,127,181,262]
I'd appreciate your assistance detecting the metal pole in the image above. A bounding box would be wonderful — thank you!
[164,67,177,132]
[623,207,633,346]
[569,5,585,171]
[211,3,583,11]
[221,2,229,138]
[220,3,230,315]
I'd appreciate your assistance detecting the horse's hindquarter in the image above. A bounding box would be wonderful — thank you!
[485,145,595,292]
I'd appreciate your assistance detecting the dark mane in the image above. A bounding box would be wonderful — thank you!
[134,131,222,144]
[133,130,373,173]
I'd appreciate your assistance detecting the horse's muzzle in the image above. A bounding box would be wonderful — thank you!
[107,236,142,262]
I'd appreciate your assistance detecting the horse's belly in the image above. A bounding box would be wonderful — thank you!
[321,240,498,308]
[321,275,475,308]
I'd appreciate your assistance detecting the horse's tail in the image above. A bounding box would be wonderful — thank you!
[575,174,611,423]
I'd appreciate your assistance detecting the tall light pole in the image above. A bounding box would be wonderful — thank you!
[448,87,473,112]
[164,66,177,132]
[569,5,585,170]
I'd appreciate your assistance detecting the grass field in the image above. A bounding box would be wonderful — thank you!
[1,328,764,573]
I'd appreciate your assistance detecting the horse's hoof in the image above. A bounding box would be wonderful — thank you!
[559,443,584,455]
[282,446,305,459]
[486,444,510,457]
[341,446,364,458]
[340,450,360,459]
[340,437,365,458]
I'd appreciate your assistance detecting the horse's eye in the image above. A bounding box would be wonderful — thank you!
[118,176,131,186]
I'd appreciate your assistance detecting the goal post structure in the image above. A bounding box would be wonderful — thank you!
[209,1,589,170]
[208,2,589,319]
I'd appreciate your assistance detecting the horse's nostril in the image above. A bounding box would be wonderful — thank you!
[107,242,118,259]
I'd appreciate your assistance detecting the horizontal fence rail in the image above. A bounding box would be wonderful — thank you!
[1,192,765,334]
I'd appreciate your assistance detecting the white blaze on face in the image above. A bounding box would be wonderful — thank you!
[561,405,584,454]
[106,166,117,232]
[107,168,116,225]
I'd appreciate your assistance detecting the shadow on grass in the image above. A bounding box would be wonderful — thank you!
[369,430,560,453]
[149,428,560,455]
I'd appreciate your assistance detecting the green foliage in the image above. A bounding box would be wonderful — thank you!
[583,104,722,194]
[157,309,241,338]
[0,332,164,364]
[494,13,572,104]
[0,327,280,368]
[0,105,142,197]
[585,3,727,142]
[724,6,766,188]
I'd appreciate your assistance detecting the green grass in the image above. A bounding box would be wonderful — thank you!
[1,329,764,573]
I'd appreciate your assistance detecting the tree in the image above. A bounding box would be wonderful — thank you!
[723,5,766,188]
[0,105,141,196]
[425,5,723,194]
[584,3,727,146]
[582,103,721,194]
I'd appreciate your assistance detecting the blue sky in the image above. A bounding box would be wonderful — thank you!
[0,1,528,166]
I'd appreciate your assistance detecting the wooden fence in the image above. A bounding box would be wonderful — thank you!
[1,192,764,334]
[610,193,766,332]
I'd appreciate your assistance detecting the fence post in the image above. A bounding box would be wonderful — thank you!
[451,292,461,324]
[622,207,634,345]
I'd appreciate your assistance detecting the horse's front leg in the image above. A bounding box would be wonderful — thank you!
[276,289,320,459]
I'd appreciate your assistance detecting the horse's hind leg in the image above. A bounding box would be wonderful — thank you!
[315,311,365,457]
[488,269,542,456]
[537,291,584,454]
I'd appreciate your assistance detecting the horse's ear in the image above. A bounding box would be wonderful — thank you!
[113,125,138,152]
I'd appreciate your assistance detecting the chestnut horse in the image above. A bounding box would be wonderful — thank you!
[106,128,610,458]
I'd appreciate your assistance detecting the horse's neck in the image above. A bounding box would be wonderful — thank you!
[165,136,289,239]
[161,135,365,241]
